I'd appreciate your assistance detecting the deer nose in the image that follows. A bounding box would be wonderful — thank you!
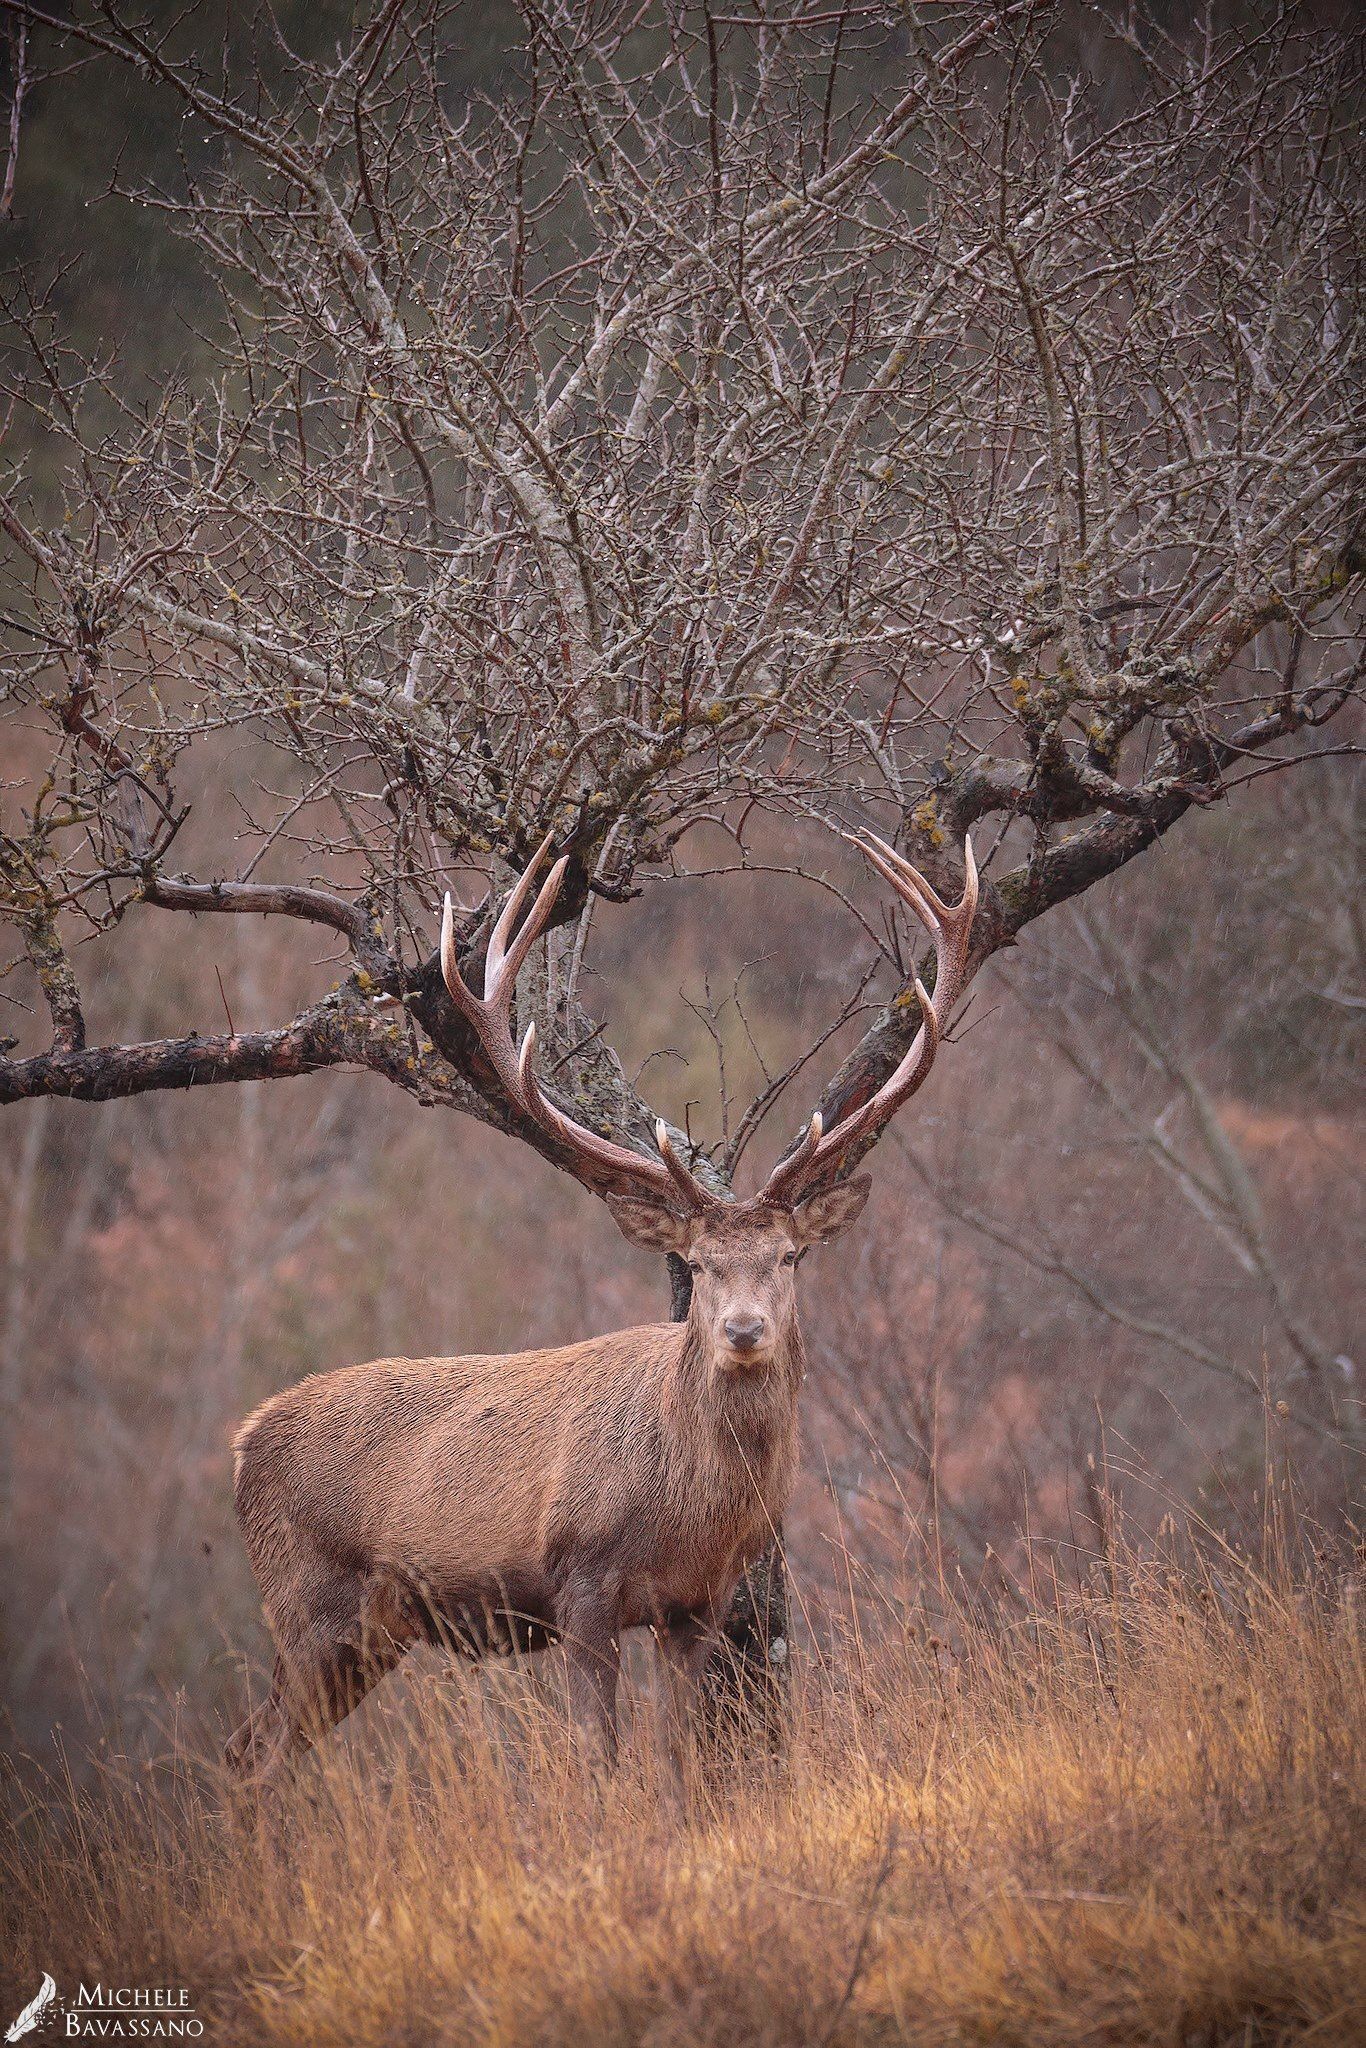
[724,1315,766,1353]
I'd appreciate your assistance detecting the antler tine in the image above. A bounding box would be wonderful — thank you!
[846,829,944,927]
[484,831,557,997]
[856,828,978,969]
[757,829,975,1209]
[441,886,527,1118]
[499,855,570,997]
[440,889,479,1021]
[654,1118,715,1208]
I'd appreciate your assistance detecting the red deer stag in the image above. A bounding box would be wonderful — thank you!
[226,827,978,1780]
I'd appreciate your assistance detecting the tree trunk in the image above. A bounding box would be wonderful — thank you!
[666,1252,789,1753]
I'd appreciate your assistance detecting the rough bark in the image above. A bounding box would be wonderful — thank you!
[0,1018,343,1103]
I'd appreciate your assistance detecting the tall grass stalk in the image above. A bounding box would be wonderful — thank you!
[3,1516,1361,2046]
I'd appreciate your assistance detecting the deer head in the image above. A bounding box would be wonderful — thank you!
[439,826,978,1365]
[596,1186,873,1371]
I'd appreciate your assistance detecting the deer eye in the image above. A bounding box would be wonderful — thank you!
[781,1249,798,1267]
[688,1258,703,1275]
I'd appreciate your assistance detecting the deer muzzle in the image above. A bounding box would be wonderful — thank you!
[721,1313,771,1366]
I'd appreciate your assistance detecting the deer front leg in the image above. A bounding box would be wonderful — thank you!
[654,1606,724,1783]
[557,1579,622,1767]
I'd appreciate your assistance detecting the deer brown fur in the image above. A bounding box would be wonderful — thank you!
[225,827,976,1780]
[225,1188,866,1779]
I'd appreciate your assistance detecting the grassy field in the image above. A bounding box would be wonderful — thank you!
[3,1533,1362,2048]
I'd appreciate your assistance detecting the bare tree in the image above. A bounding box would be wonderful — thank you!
[2,2,1362,1698]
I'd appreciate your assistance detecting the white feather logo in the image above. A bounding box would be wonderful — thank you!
[5,1975,56,2041]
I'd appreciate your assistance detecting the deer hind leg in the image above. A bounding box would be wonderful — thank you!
[226,1563,415,1786]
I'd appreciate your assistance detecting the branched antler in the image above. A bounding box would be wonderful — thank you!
[440,829,979,1218]
[761,833,979,1208]
[440,838,717,1211]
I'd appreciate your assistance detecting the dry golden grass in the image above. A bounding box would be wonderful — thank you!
[3,1537,1362,2048]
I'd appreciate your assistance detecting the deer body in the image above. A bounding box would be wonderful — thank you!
[226,1204,847,1780]
[226,827,977,1781]
[233,1317,798,1656]
[236,1327,793,1636]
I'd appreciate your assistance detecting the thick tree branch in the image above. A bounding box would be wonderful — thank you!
[141,873,391,981]
[794,644,1361,1178]
[0,1009,345,1105]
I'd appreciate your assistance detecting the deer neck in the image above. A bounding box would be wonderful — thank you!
[672,1303,804,1445]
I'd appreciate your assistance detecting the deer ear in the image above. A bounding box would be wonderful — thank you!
[791,1174,872,1248]
[604,1194,692,1254]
